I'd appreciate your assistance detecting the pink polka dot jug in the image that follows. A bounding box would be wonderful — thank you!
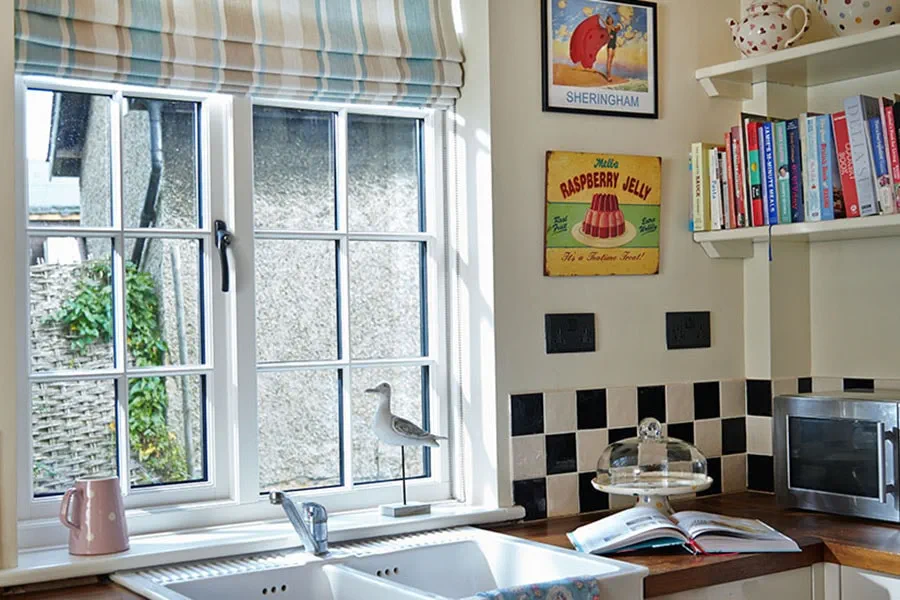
[817,0,899,36]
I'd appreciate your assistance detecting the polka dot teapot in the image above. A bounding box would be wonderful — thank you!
[727,2,811,57]
[816,0,899,36]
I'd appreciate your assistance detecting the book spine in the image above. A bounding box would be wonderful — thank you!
[844,96,880,216]
[688,152,694,232]
[775,121,792,224]
[832,111,861,218]
[818,116,835,221]
[881,99,900,211]
[719,150,731,230]
[724,132,737,229]
[708,148,723,230]
[746,121,764,226]
[805,116,822,222]
[786,119,805,222]
[762,122,778,224]
[691,143,709,231]
[870,115,896,214]
[731,126,747,228]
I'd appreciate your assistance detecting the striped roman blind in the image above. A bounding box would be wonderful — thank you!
[15,0,463,107]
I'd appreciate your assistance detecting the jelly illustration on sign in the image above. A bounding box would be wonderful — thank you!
[543,0,658,118]
[545,151,661,276]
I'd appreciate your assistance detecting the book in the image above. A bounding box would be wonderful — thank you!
[719,150,732,229]
[869,114,895,214]
[817,115,837,220]
[774,120,792,224]
[731,126,748,227]
[568,507,801,556]
[797,112,820,221]
[691,142,718,231]
[844,96,881,216]
[762,121,779,224]
[724,132,738,229]
[880,98,900,211]
[708,147,723,230]
[743,115,767,226]
[832,111,861,218]
[805,115,823,222]
[688,152,694,232]
[786,119,805,222]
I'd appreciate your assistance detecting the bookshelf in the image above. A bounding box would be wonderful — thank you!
[696,26,900,100]
[694,214,900,259]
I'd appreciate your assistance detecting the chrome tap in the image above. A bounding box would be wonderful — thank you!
[269,490,329,556]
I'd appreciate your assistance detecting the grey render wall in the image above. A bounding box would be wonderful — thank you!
[33,100,430,494]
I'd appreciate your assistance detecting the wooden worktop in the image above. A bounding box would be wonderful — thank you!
[11,492,900,599]
[489,492,900,597]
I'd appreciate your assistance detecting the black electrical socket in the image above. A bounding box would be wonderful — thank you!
[545,313,595,354]
[666,311,711,350]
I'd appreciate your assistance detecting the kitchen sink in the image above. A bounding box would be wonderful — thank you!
[113,527,647,600]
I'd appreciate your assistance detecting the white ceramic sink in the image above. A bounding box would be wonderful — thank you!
[113,527,647,600]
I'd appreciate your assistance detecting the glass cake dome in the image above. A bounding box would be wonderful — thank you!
[593,417,712,513]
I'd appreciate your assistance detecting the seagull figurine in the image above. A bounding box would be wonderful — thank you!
[366,382,446,448]
[365,382,446,514]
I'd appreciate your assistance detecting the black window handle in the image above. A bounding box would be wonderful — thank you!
[215,220,234,292]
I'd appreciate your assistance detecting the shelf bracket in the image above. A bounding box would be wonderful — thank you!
[699,240,753,259]
[698,77,752,100]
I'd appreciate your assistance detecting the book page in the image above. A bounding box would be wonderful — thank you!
[568,506,687,554]
[672,511,786,540]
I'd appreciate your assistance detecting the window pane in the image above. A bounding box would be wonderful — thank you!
[349,242,423,359]
[29,237,115,372]
[129,375,207,487]
[351,365,428,484]
[123,98,201,229]
[348,114,422,233]
[26,90,113,228]
[32,379,118,496]
[256,240,338,362]
[124,238,204,367]
[258,370,341,491]
[253,107,336,231]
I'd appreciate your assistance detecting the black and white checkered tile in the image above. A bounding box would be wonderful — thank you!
[509,380,749,521]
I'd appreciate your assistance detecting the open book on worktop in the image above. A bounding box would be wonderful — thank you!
[568,506,800,555]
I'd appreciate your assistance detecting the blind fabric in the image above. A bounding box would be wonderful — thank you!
[15,0,462,107]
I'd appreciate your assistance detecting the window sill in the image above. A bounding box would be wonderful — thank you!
[0,503,524,588]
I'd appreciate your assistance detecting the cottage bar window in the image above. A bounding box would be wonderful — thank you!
[17,81,451,542]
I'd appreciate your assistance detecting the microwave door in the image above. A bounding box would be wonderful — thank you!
[775,397,899,522]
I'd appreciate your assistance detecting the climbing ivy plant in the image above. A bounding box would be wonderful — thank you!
[54,260,188,484]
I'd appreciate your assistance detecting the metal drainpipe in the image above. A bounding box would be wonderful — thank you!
[131,100,164,267]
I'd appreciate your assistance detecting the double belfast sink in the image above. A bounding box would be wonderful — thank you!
[113,527,647,599]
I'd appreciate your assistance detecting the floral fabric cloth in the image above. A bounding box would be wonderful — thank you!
[476,576,607,600]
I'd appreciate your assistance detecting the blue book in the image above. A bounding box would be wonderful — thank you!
[762,122,779,224]
[786,119,805,222]
[805,116,822,221]
[844,96,880,216]
[817,115,835,221]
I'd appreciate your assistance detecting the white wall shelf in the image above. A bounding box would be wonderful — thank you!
[696,25,900,99]
[694,213,900,258]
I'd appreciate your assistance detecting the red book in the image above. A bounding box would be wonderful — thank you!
[746,120,765,227]
[731,126,747,228]
[724,132,738,229]
[832,111,860,218]
[882,98,900,211]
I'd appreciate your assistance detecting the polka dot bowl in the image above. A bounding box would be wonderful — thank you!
[817,0,898,36]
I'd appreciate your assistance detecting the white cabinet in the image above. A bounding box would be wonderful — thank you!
[841,566,900,598]
[655,567,813,600]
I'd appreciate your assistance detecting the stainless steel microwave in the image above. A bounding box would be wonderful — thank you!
[775,392,900,522]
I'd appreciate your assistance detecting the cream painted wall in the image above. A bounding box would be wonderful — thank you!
[484,0,745,495]
[0,0,17,567]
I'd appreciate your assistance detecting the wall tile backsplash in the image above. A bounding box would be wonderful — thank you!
[510,379,749,520]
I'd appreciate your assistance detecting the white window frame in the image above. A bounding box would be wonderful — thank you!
[15,77,454,549]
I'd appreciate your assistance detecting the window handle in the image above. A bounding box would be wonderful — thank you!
[215,220,234,292]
